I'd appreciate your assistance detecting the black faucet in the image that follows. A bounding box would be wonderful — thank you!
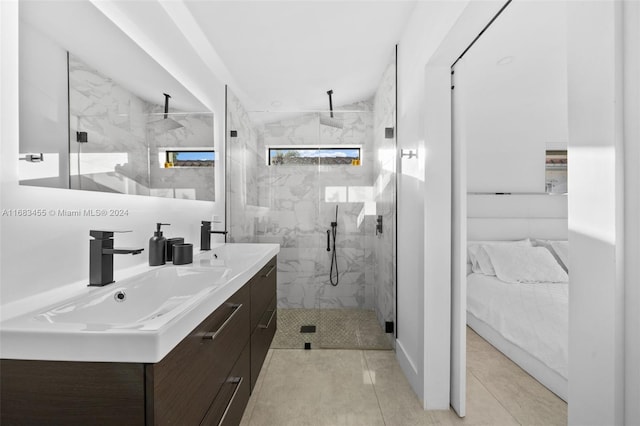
[89,230,144,286]
[200,221,228,250]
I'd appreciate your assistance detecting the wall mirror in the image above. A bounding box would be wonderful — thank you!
[18,1,215,201]
[545,149,568,194]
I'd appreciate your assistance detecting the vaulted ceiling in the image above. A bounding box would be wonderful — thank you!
[181,1,415,111]
[21,1,416,113]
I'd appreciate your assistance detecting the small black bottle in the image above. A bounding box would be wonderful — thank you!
[149,223,170,266]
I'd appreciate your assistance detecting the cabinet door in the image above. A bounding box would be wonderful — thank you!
[250,296,277,391]
[199,342,251,426]
[148,284,250,425]
[250,257,277,331]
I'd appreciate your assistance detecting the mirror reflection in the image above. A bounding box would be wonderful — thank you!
[18,1,214,201]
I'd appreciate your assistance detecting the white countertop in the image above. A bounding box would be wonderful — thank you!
[0,243,279,363]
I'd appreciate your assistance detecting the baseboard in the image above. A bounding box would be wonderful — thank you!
[396,339,423,404]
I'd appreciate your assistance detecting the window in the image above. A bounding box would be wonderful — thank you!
[165,150,215,168]
[268,147,361,166]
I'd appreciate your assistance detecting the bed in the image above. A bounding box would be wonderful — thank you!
[466,239,569,401]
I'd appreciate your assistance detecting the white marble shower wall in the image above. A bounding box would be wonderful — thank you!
[225,91,377,310]
[255,103,375,310]
[147,113,215,201]
[226,74,396,319]
[69,54,214,200]
[69,54,151,194]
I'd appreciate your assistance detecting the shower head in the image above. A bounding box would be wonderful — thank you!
[320,114,344,129]
[320,89,344,129]
[149,118,183,132]
[149,93,184,132]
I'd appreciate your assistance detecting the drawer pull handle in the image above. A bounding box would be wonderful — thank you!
[217,376,243,426]
[262,264,276,278]
[203,303,242,341]
[258,309,276,329]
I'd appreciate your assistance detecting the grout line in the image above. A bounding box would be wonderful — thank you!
[362,350,388,426]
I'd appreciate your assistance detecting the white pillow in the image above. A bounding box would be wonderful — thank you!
[483,245,569,283]
[533,239,568,272]
[468,239,532,276]
[550,241,569,272]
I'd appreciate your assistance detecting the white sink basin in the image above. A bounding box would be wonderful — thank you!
[0,243,279,363]
[195,243,274,269]
[34,266,231,329]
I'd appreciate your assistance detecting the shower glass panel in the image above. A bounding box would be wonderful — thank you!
[226,61,396,350]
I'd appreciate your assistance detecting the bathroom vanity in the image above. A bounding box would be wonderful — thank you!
[0,245,278,426]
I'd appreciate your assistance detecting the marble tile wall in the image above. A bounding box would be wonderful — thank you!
[69,54,214,200]
[227,77,396,317]
[256,103,375,310]
[226,91,378,310]
[147,112,215,201]
[69,54,150,193]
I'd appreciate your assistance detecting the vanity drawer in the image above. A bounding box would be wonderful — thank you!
[199,342,250,426]
[147,284,250,425]
[250,296,276,391]
[250,256,277,331]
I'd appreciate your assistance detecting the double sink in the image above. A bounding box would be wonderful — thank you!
[0,243,279,363]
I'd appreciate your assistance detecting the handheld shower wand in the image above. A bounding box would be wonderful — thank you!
[329,205,339,286]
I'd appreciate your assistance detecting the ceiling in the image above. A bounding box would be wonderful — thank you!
[183,1,416,111]
[21,1,415,113]
[19,1,208,112]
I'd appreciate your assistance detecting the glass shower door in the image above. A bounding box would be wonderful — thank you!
[226,76,397,350]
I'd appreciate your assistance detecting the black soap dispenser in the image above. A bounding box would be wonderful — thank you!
[149,223,170,266]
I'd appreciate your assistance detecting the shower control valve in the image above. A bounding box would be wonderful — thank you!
[376,215,383,235]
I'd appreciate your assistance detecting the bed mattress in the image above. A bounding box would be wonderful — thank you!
[467,273,569,381]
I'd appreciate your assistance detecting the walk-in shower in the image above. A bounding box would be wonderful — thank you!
[225,63,396,350]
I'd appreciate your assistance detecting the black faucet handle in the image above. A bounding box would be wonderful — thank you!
[90,230,132,239]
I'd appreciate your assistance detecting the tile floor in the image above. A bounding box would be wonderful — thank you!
[272,309,393,350]
[240,327,567,426]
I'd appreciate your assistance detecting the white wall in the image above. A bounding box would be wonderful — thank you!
[0,2,226,305]
[623,3,640,424]
[396,0,504,409]
[459,1,568,193]
[566,2,625,424]
[396,1,465,407]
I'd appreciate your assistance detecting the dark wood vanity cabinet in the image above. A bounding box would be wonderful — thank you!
[0,256,277,426]
[249,257,277,391]
[148,283,251,425]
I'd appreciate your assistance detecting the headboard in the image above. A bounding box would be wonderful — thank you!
[467,193,568,241]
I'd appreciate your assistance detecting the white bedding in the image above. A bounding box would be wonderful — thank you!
[467,273,569,380]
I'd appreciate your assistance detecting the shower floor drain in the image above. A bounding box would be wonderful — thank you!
[300,325,316,333]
